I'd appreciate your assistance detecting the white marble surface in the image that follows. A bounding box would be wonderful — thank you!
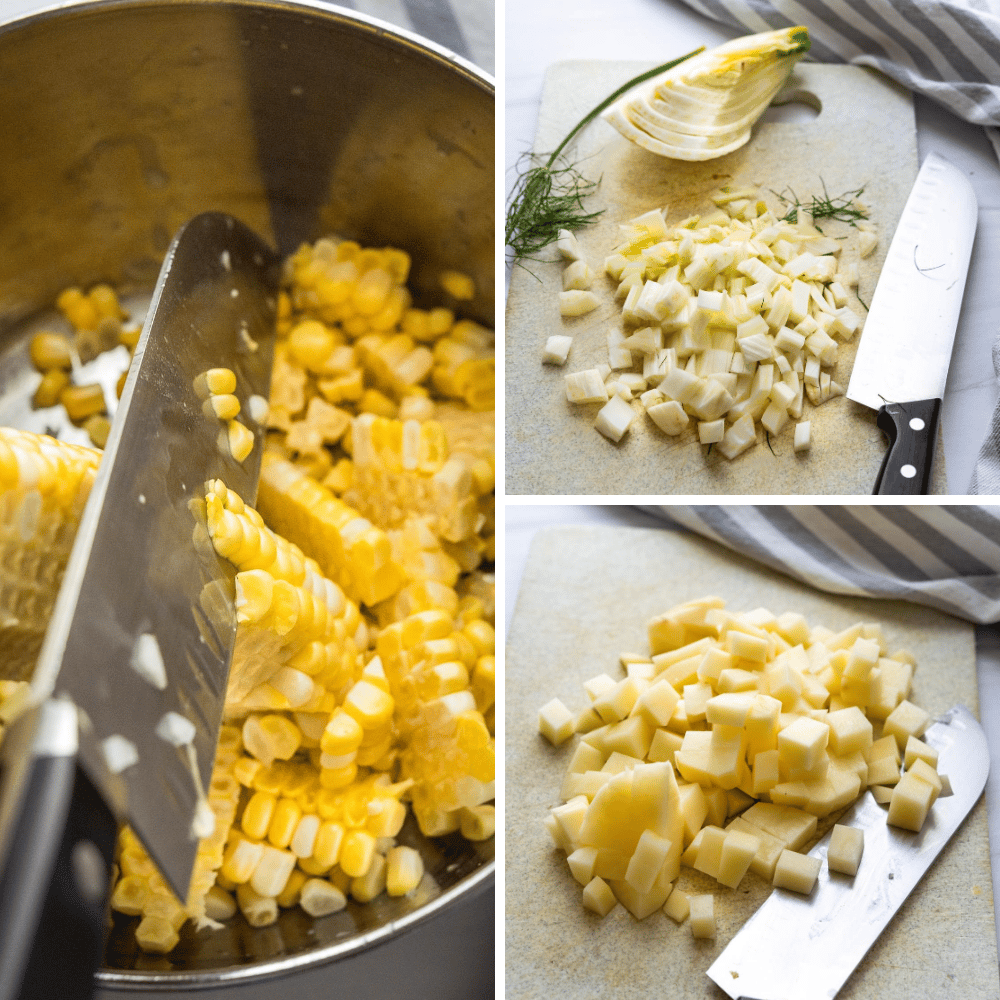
[505,503,1000,967]
[505,0,1000,495]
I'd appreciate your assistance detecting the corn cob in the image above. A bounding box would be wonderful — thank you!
[0,427,100,682]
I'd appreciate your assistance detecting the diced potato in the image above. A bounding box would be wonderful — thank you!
[538,698,576,746]
[827,824,863,876]
[663,886,690,923]
[688,894,715,938]
[582,876,618,916]
[772,849,821,894]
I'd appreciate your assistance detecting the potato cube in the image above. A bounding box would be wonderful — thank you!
[646,728,683,765]
[717,829,760,889]
[773,850,821,894]
[705,692,756,728]
[582,876,618,916]
[726,816,785,880]
[742,803,817,851]
[632,679,681,727]
[778,716,829,771]
[883,700,930,752]
[625,829,673,894]
[601,716,655,759]
[904,736,939,771]
[866,755,900,787]
[752,749,781,796]
[677,782,709,844]
[689,894,716,938]
[647,614,685,656]
[551,796,589,843]
[907,758,942,805]
[887,771,934,832]
[583,673,617,702]
[703,787,729,828]
[567,846,598,885]
[538,698,575,746]
[826,706,873,756]
[867,734,901,765]
[827,824,864,876]
[870,785,894,805]
[693,826,728,880]
[726,630,769,662]
[663,886,690,923]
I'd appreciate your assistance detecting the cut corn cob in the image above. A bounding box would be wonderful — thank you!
[0,428,100,682]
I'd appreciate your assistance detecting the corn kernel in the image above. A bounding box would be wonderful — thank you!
[236,883,279,927]
[321,710,364,755]
[299,878,347,917]
[350,851,386,903]
[386,845,424,896]
[60,383,106,423]
[276,869,308,908]
[339,829,376,878]
[241,791,277,841]
[268,798,302,849]
[33,369,70,409]
[29,331,73,371]
[439,270,475,300]
[204,394,241,420]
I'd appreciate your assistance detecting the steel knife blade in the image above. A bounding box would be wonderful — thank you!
[846,152,977,494]
[27,212,280,900]
[706,704,988,1000]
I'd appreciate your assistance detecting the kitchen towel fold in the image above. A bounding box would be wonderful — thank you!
[640,505,1000,623]
[673,0,1000,153]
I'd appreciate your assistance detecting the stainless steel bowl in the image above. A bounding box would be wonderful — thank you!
[0,0,494,993]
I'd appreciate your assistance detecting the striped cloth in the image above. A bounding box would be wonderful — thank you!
[338,0,494,73]
[675,0,1000,155]
[639,505,1000,623]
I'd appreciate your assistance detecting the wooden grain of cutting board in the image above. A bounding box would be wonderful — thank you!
[505,526,995,1000]
[506,63,948,495]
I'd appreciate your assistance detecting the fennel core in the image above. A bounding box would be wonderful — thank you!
[505,48,704,266]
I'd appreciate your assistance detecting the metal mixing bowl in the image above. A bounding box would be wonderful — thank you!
[0,0,494,993]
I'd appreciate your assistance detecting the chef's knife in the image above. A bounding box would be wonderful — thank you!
[846,152,977,494]
[0,212,279,998]
[706,703,988,1000]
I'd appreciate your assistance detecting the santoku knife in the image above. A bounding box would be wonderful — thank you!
[846,152,977,494]
[706,704,988,1000]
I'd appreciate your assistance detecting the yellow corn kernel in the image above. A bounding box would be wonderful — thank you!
[56,287,99,330]
[233,756,262,787]
[224,419,255,463]
[353,268,392,316]
[220,836,264,884]
[312,820,345,869]
[427,307,454,337]
[276,868,308,909]
[339,830,376,878]
[194,367,237,398]
[320,763,357,790]
[289,320,336,370]
[439,270,475,300]
[343,680,394,728]
[460,804,495,841]
[29,331,73,371]
[366,797,406,839]
[267,798,302,849]
[89,283,126,320]
[386,845,424,896]
[204,885,237,922]
[134,915,179,954]
[358,388,397,419]
[472,656,495,714]
[350,851,387,903]
[250,844,296,897]
[60,383,106,423]
[236,883,279,927]
[321,709,364,755]
[110,875,149,916]
[242,714,302,768]
[203,393,241,420]
[32,368,70,409]
[241,791,277,841]
[144,892,188,932]
[299,878,347,917]
[84,415,111,449]
[464,619,495,657]
[290,813,321,859]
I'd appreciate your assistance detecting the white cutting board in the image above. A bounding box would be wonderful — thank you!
[506,63,948,495]
[505,526,996,1000]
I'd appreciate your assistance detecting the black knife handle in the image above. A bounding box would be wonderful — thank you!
[873,398,941,495]
[0,704,117,1000]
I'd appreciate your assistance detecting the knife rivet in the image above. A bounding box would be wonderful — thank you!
[901,464,917,478]
[909,418,925,431]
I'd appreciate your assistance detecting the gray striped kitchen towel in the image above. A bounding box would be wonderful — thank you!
[674,0,1000,153]
[339,0,494,73]
[640,505,1000,623]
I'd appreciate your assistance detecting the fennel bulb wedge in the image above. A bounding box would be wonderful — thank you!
[603,28,811,161]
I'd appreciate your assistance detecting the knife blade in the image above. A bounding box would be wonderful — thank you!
[27,212,280,899]
[846,152,977,494]
[706,703,988,1000]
